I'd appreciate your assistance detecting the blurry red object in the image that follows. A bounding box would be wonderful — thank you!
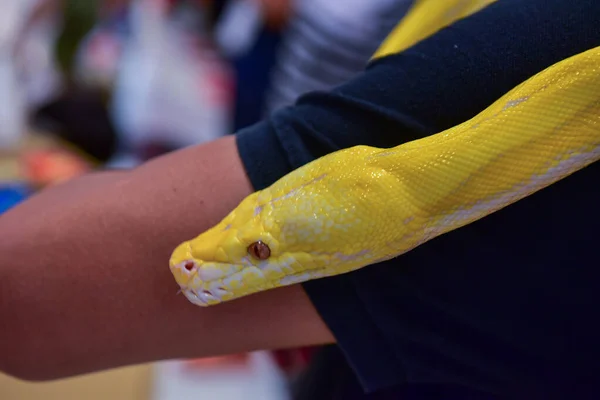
[182,353,250,371]
[271,346,317,375]
[21,148,91,187]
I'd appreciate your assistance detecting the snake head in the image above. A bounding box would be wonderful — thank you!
[169,191,276,306]
[170,150,384,306]
[170,186,336,306]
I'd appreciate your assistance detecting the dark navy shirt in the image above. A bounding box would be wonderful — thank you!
[236,0,600,398]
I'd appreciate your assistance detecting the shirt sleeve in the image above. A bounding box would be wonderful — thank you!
[236,0,600,396]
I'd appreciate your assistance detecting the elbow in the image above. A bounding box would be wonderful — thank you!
[0,363,54,384]
[0,268,58,382]
[0,361,42,384]
[0,298,43,382]
[0,309,61,382]
[0,239,31,381]
[0,314,37,382]
[0,212,70,382]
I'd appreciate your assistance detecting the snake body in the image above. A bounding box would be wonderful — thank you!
[169,2,600,307]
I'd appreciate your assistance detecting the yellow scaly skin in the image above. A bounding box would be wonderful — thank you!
[373,0,498,59]
[169,0,600,306]
[169,45,600,307]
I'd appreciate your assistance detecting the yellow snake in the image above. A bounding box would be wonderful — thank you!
[169,0,600,307]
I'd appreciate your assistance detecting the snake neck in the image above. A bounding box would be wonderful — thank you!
[259,47,600,280]
[363,53,600,256]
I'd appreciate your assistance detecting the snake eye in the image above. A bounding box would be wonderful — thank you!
[248,241,271,260]
[184,261,195,271]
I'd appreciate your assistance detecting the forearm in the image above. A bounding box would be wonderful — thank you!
[0,136,333,381]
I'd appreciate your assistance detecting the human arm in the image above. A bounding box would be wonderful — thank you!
[0,136,333,381]
[1,0,600,396]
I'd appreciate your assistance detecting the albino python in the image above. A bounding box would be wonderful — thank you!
[169,0,600,307]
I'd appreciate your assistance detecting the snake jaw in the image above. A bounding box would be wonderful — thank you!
[170,259,237,306]
[170,241,263,305]
[181,286,227,307]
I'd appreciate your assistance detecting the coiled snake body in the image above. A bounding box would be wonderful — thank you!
[169,1,600,307]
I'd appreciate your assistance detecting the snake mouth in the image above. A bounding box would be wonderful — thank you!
[169,241,333,306]
[170,259,235,306]
[181,286,230,307]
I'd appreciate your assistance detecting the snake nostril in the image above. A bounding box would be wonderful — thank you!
[184,261,195,271]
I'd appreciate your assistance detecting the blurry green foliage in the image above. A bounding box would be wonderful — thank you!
[55,0,99,76]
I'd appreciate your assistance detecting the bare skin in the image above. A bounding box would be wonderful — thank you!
[0,135,334,381]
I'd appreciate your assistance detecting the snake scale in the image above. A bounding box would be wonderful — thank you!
[169,0,600,307]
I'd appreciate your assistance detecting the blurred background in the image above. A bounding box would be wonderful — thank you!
[0,0,409,398]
